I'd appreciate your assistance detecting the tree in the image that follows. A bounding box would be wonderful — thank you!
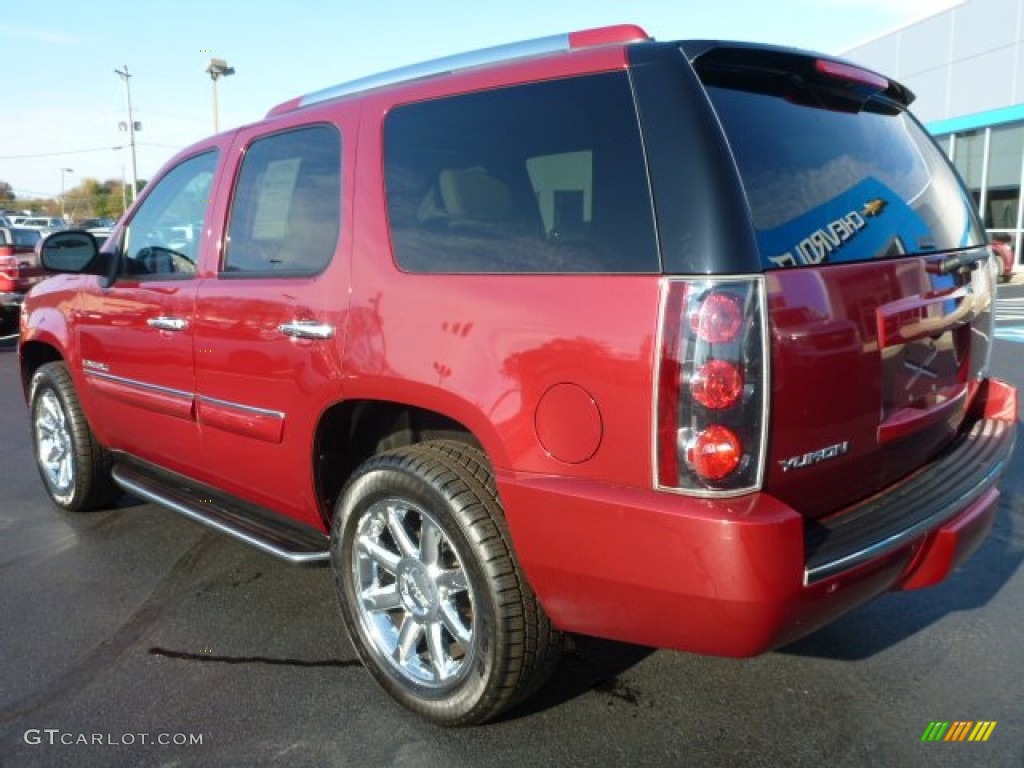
[0,181,13,204]
[63,177,138,221]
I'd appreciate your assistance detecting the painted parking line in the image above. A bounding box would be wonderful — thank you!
[996,297,1024,322]
[995,327,1024,343]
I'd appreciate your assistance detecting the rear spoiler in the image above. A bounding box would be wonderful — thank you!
[681,41,915,111]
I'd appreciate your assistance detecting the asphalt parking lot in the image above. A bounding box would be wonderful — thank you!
[1,289,1023,767]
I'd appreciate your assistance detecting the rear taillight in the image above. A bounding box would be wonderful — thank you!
[0,252,17,281]
[655,278,768,495]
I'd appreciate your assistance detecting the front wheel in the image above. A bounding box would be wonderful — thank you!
[29,362,117,511]
[331,441,561,725]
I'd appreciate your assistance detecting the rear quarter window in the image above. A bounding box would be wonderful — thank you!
[383,72,660,273]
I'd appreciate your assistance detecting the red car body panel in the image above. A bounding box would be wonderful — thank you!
[497,380,1014,655]
[762,258,989,519]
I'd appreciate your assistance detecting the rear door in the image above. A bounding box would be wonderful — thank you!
[693,46,995,518]
[192,116,353,530]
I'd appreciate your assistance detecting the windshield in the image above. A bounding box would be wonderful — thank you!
[704,84,984,269]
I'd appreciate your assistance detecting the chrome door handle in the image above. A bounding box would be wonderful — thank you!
[277,321,335,340]
[147,316,189,332]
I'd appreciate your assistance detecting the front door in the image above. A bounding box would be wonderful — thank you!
[76,150,219,477]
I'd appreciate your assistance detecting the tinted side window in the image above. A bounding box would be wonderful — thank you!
[384,73,659,273]
[223,125,341,275]
[123,151,218,278]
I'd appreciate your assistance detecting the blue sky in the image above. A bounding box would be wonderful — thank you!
[1,0,958,202]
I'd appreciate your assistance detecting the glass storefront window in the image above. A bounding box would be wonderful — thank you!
[985,124,1024,230]
[953,130,985,207]
[929,124,1022,270]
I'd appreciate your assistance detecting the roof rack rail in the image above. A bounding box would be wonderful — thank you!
[266,24,650,117]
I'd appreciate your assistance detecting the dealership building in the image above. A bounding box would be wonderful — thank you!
[842,0,1024,267]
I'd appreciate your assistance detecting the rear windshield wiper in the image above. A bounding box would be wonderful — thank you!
[927,250,990,276]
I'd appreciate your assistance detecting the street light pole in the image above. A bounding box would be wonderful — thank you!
[114,65,139,204]
[60,168,73,220]
[205,58,235,133]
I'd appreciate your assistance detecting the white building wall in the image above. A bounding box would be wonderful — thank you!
[842,0,1024,123]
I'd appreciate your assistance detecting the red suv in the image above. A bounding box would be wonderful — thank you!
[0,226,44,334]
[20,26,1017,725]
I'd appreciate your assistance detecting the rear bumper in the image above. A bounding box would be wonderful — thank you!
[498,378,1016,657]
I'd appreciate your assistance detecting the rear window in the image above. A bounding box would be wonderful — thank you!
[1,228,41,246]
[11,228,41,247]
[384,73,659,273]
[703,78,984,269]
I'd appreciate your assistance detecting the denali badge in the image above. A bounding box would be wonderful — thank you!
[82,359,110,373]
[778,441,849,472]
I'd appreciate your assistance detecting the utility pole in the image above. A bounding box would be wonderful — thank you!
[60,168,73,220]
[114,65,139,204]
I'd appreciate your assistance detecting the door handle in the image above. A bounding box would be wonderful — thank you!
[147,316,189,332]
[277,321,335,340]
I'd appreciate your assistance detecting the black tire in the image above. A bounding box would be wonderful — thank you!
[0,309,16,337]
[29,362,117,511]
[331,440,562,725]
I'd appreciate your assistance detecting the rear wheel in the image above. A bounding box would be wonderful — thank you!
[331,441,561,725]
[29,362,117,511]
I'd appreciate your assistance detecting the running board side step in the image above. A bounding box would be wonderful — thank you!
[111,458,330,565]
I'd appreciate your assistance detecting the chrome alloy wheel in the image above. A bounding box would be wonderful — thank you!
[34,389,75,496]
[352,498,475,689]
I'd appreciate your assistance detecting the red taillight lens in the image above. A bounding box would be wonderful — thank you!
[690,291,742,343]
[691,359,743,410]
[656,279,767,494]
[690,425,742,481]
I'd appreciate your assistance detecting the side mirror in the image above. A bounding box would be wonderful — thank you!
[38,230,104,275]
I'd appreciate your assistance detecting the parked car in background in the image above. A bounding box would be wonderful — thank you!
[20,217,67,236]
[991,233,1014,282]
[20,25,1017,725]
[87,227,113,248]
[0,226,43,334]
[73,217,116,230]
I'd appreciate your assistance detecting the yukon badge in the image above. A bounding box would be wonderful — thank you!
[779,441,850,472]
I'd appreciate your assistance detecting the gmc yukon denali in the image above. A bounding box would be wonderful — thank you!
[21,25,1017,724]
